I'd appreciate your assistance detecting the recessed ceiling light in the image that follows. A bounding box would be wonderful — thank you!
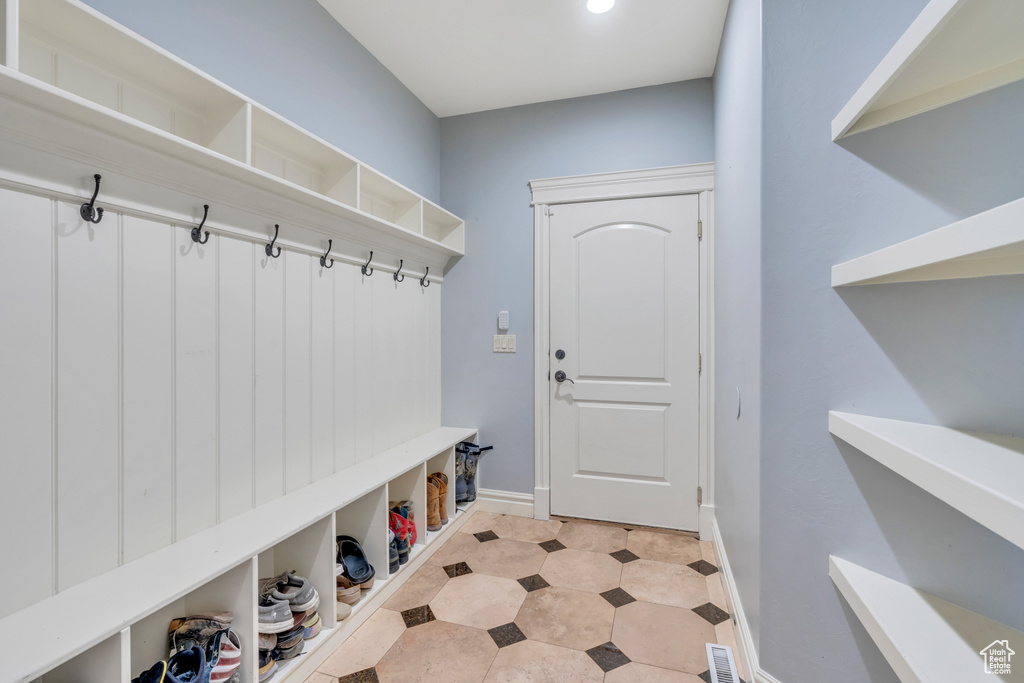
[587,0,615,14]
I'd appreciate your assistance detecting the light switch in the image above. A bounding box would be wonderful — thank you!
[492,335,517,353]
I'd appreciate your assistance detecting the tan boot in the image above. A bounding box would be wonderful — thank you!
[426,479,442,532]
[430,473,449,525]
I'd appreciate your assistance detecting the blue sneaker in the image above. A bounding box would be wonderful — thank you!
[166,646,207,683]
[132,661,166,683]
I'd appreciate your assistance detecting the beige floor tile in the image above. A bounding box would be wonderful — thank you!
[382,563,450,612]
[466,538,548,579]
[430,573,527,630]
[492,515,562,543]
[612,601,715,674]
[604,662,705,683]
[318,607,407,677]
[303,673,338,683]
[626,529,703,566]
[482,639,604,683]
[700,540,717,564]
[620,559,709,609]
[706,573,727,610]
[426,531,480,567]
[556,522,627,553]
[515,586,615,651]
[376,619,497,683]
[457,510,504,534]
[540,548,621,593]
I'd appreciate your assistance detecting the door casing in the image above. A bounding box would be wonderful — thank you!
[528,163,715,538]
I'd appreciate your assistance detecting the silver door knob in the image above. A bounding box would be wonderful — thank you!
[554,370,575,384]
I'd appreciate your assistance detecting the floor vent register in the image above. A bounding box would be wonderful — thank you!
[705,642,741,683]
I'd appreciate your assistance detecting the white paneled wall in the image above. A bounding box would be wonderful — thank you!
[0,184,441,619]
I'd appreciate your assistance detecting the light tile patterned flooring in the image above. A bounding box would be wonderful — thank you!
[305,511,747,683]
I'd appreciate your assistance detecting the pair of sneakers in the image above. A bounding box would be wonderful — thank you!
[134,642,241,683]
[389,501,415,566]
[258,571,320,635]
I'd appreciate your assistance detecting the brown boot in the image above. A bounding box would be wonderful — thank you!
[430,473,449,525]
[426,479,442,531]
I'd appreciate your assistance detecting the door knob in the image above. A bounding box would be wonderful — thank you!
[554,370,575,384]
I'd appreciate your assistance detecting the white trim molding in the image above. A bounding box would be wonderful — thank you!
[475,489,535,518]
[711,516,785,683]
[528,163,715,529]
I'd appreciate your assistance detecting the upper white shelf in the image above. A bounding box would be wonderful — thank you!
[829,412,1024,550]
[831,195,1024,286]
[0,0,465,270]
[829,556,1024,683]
[832,0,1024,140]
[0,426,477,683]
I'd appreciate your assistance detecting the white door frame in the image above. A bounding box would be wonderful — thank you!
[529,163,715,538]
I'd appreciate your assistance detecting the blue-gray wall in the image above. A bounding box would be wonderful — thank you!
[82,0,441,201]
[712,0,762,656]
[439,81,715,495]
[758,0,1024,680]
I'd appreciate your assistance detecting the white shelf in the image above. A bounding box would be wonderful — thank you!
[0,426,477,683]
[832,0,1024,140]
[830,556,1024,682]
[829,412,1024,550]
[831,196,1024,286]
[0,0,465,270]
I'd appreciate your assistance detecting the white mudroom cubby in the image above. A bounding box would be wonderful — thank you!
[425,447,458,545]
[387,465,429,570]
[129,560,257,683]
[31,630,129,683]
[334,485,391,614]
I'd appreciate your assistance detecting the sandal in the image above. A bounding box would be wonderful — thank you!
[336,535,376,585]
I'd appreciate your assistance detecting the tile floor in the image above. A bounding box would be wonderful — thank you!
[305,511,747,683]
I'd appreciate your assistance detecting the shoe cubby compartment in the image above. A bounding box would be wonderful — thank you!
[250,105,359,205]
[334,485,390,614]
[15,0,250,163]
[31,629,128,683]
[387,464,428,571]
[422,201,465,251]
[129,559,256,683]
[257,516,337,679]
[359,166,422,232]
[425,448,457,545]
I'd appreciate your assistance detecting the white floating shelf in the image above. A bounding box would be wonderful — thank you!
[830,556,1024,682]
[829,412,1024,550]
[832,0,1024,140]
[831,196,1024,286]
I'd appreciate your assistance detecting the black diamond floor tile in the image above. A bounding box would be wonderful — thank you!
[688,559,719,576]
[585,642,631,672]
[400,604,437,628]
[609,548,640,564]
[474,530,499,542]
[517,574,550,592]
[599,587,636,608]
[487,622,528,648]
[693,602,731,625]
[443,561,473,578]
[538,539,566,553]
[339,668,380,683]
[698,671,712,683]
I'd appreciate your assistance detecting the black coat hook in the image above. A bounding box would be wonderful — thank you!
[80,173,104,224]
[420,267,430,288]
[190,204,210,244]
[320,239,334,268]
[265,224,282,258]
[362,251,374,276]
[394,259,405,282]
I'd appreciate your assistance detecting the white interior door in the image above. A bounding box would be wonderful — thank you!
[549,194,700,529]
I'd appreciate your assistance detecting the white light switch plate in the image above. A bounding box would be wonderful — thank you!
[493,335,516,353]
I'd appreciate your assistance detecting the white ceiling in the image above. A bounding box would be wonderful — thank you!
[316,0,730,118]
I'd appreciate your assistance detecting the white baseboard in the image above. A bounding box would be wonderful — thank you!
[533,486,550,520]
[475,488,534,517]
[711,516,784,683]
